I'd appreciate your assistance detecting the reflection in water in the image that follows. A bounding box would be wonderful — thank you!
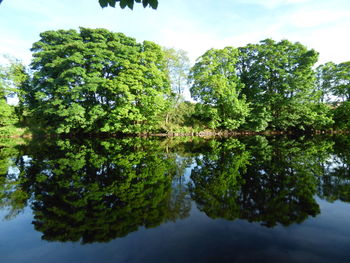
[0,138,28,220]
[238,136,329,227]
[22,138,191,243]
[318,136,350,203]
[189,139,249,220]
[0,135,350,244]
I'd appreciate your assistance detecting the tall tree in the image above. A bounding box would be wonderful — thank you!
[26,28,171,134]
[189,47,250,130]
[237,39,331,131]
[315,62,337,103]
[331,62,350,101]
[163,47,190,100]
[161,48,191,130]
[0,65,18,135]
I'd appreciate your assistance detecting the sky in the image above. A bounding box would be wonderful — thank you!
[0,0,350,66]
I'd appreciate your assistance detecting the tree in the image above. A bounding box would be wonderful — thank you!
[333,101,350,129]
[161,48,192,130]
[315,62,337,103]
[333,62,350,101]
[0,64,18,136]
[189,47,250,130]
[163,47,190,99]
[331,62,350,101]
[99,0,158,9]
[26,28,171,134]
[237,39,330,131]
[316,61,350,102]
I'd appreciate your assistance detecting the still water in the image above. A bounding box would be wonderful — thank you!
[0,135,350,262]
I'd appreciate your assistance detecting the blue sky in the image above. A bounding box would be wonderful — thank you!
[1,0,350,66]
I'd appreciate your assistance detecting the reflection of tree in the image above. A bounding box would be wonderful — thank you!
[239,136,330,227]
[0,138,28,220]
[189,136,333,227]
[318,135,350,202]
[20,138,190,244]
[189,139,249,220]
[4,134,350,238]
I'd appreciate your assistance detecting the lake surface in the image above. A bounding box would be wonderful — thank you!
[1,135,350,262]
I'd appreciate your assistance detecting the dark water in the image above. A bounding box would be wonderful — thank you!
[1,135,350,263]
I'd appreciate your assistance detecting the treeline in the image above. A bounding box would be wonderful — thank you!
[1,28,350,136]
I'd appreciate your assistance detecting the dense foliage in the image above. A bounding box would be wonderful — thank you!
[0,65,19,136]
[25,28,170,134]
[99,0,158,9]
[189,47,250,130]
[236,39,333,131]
[1,28,350,136]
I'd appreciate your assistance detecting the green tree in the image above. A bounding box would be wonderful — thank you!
[316,61,350,102]
[333,101,350,130]
[161,48,192,131]
[26,28,171,134]
[163,47,190,99]
[0,65,19,136]
[237,39,330,131]
[315,62,337,103]
[189,47,250,130]
[332,62,350,101]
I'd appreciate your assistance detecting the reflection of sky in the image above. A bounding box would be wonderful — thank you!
[0,195,350,262]
[6,155,31,179]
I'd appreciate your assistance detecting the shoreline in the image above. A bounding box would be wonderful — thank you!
[140,129,350,138]
[1,129,350,139]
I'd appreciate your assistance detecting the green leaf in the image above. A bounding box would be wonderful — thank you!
[107,0,116,7]
[127,0,134,9]
[148,0,158,9]
[120,0,128,9]
[99,0,109,8]
[142,0,148,8]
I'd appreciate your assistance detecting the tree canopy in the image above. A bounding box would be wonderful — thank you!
[189,47,250,130]
[25,28,170,134]
[1,29,349,136]
[236,39,331,131]
[317,61,350,102]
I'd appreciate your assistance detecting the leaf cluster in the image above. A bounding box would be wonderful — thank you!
[99,0,158,9]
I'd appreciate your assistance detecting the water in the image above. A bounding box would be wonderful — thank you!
[0,135,350,262]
